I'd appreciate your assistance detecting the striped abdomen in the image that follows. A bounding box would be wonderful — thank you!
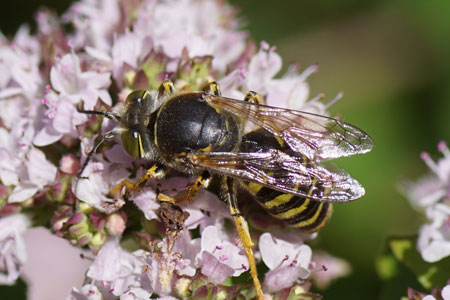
[239,129,333,233]
[245,181,333,232]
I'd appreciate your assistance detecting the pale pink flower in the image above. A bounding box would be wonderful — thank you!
[404,141,450,262]
[143,236,195,296]
[310,251,351,289]
[417,203,450,262]
[0,95,31,129]
[218,41,324,115]
[119,287,152,300]
[131,188,160,221]
[111,29,151,87]
[443,285,450,299]
[11,25,40,56]
[86,239,148,297]
[420,284,450,300]
[0,129,21,186]
[34,91,88,146]
[246,42,283,93]
[67,284,102,300]
[407,142,450,208]
[0,30,42,101]
[172,231,200,276]
[134,0,246,72]
[0,120,38,197]
[259,232,312,293]
[50,52,112,110]
[62,0,120,51]
[0,214,30,284]
[197,225,248,284]
[8,147,57,203]
[73,160,127,214]
[182,189,230,231]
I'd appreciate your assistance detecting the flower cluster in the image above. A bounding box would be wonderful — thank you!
[405,141,450,263]
[405,283,450,300]
[0,0,349,299]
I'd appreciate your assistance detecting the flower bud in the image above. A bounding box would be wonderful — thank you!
[73,232,93,247]
[89,230,107,253]
[60,154,80,175]
[174,277,192,298]
[105,212,126,236]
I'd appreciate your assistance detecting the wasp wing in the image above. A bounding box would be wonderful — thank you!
[179,150,365,203]
[205,95,374,161]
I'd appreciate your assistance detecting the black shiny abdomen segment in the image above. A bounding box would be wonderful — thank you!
[298,202,331,232]
[239,128,283,153]
[154,93,238,156]
[266,196,307,214]
[254,187,283,203]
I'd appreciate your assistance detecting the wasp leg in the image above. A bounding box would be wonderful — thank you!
[157,80,175,101]
[244,91,265,105]
[201,81,222,96]
[157,170,211,204]
[223,176,264,300]
[109,164,166,197]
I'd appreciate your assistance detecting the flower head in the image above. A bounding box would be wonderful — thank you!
[0,0,354,298]
[0,214,30,285]
[404,141,450,262]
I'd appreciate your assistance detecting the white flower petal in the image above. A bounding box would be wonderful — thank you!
[441,285,450,300]
[27,147,57,188]
[131,189,159,221]
[421,239,450,263]
[9,182,38,203]
[200,251,234,285]
[120,287,152,300]
[263,265,303,293]
[33,122,64,147]
[87,239,138,282]
[259,232,311,270]
[0,214,30,285]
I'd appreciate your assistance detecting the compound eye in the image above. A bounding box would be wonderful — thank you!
[121,130,143,158]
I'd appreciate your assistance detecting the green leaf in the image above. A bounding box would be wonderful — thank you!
[389,236,450,289]
[376,253,400,280]
[0,277,27,300]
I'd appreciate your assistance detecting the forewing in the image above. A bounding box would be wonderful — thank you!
[205,95,374,160]
[178,150,365,203]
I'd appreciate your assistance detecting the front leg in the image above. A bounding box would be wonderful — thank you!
[157,170,212,204]
[109,163,167,197]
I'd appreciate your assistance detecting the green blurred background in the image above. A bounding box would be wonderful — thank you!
[2,0,450,299]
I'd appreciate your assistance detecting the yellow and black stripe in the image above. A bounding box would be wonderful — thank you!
[240,129,333,232]
[246,182,332,232]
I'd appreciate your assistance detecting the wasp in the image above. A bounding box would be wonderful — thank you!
[77,80,374,299]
